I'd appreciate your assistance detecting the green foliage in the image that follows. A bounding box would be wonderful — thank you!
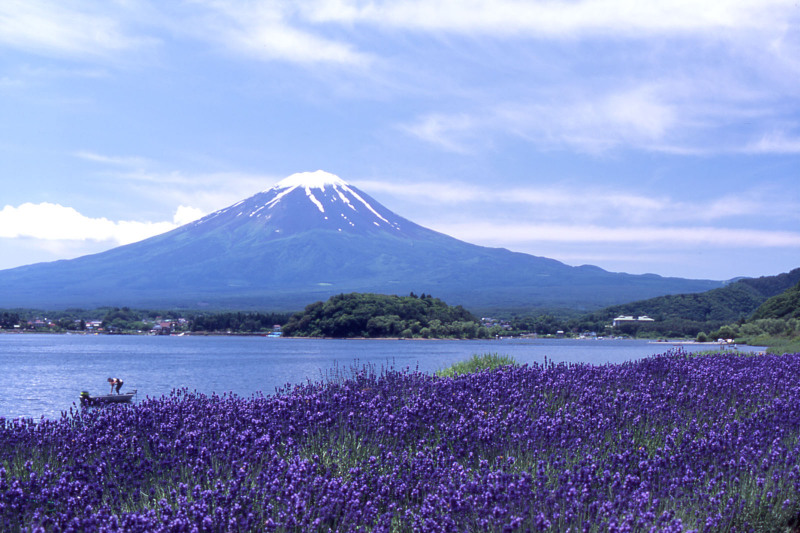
[738,268,800,297]
[716,325,737,339]
[611,318,726,339]
[101,307,140,331]
[189,311,292,333]
[508,313,570,335]
[703,318,800,354]
[708,279,800,353]
[761,336,800,355]
[589,268,800,325]
[750,280,800,320]
[281,292,486,339]
[0,311,21,328]
[436,353,518,378]
[491,270,800,339]
[0,307,293,334]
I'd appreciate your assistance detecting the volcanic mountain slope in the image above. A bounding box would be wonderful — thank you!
[0,171,723,311]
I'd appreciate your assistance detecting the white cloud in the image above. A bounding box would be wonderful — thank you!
[0,200,207,269]
[0,0,155,60]
[0,202,193,245]
[173,205,206,225]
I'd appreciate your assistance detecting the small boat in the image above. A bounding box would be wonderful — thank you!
[80,390,137,406]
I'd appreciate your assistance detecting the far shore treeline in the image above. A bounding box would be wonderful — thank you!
[0,308,293,335]
[0,294,500,338]
[1,268,798,349]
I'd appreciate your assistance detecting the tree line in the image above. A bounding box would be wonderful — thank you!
[0,307,292,334]
[189,312,291,333]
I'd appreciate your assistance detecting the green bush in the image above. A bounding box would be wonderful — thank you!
[282,293,483,338]
[436,353,518,378]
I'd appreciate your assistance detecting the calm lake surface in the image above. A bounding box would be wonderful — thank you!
[0,334,764,420]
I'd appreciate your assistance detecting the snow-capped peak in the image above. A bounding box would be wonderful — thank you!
[274,170,347,190]
[193,169,404,234]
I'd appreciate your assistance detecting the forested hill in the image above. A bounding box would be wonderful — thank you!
[587,268,800,323]
[750,280,800,320]
[281,293,486,338]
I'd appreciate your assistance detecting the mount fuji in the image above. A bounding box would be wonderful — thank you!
[0,171,722,311]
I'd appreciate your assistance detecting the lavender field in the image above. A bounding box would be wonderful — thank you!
[2,351,800,532]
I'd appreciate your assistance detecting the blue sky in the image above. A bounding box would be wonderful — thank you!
[1,0,798,281]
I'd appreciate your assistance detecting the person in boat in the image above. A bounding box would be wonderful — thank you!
[108,377,124,394]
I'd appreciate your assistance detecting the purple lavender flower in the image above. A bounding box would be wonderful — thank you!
[2,351,800,531]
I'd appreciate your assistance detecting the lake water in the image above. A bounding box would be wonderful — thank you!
[0,334,763,420]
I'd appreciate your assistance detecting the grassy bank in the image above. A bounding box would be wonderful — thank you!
[3,350,800,531]
[738,334,800,354]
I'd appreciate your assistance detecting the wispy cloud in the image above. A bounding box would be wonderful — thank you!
[745,131,800,154]
[497,85,679,154]
[401,76,797,155]
[114,169,276,214]
[0,0,156,60]
[187,1,372,66]
[0,1,372,67]
[3,1,796,161]
[74,150,279,214]
[430,221,800,248]
[399,113,476,153]
[0,76,24,89]
[361,178,798,226]
[74,151,153,168]
[309,0,793,35]
[339,1,798,156]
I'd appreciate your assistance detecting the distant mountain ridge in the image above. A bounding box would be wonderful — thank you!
[0,171,723,311]
[589,267,800,323]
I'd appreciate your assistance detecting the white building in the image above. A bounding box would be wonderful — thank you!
[612,315,654,327]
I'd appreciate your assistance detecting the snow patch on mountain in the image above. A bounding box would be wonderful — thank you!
[306,189,325,213]
[346,187,391,225]
[265,187,295,209]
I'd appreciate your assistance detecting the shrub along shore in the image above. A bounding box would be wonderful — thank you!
[3,351,800,531]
